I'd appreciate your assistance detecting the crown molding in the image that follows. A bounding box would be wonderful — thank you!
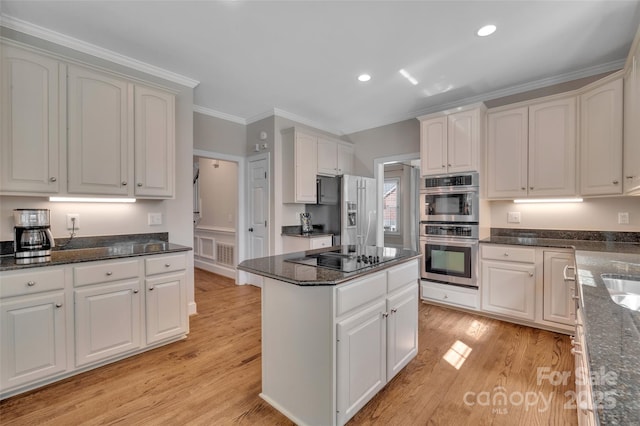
[193,105,246,125]
[273,108,344,136]
[0,14,200,88]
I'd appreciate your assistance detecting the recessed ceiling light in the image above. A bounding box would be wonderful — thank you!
[477,24,497,37]
[358,74,371,82]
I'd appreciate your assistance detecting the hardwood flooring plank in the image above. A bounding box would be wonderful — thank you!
[0,269,577,425]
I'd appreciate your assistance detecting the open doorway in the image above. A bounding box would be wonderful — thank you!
[374,153,420,251]
[192,152,242,281]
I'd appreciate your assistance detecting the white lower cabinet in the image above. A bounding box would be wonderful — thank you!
[0,291,67,391]
[261,258,419,426]
[479,244,575,333]
[0,251,188,399]
[74,279,142,367]
[282,235,333,254]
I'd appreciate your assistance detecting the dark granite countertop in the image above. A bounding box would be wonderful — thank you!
[238,246,421,286]
[281,232,334,238]
[0,233,191,272]
[574,251,640,424]
[481,235,640,254]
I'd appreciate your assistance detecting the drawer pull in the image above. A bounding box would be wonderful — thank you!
[137,182,143,187]
[27,281,36,287]
[106,271,113,276]
[165,263,171,267]
[50,177,57,182]
[121,181,127,186]
[563,265,576,280]
[55,303,62,308]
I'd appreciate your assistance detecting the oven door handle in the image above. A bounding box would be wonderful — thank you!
[424,237,478,247]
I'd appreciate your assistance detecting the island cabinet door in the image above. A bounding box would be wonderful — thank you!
[336,299,387,426]
[386,284,419,381]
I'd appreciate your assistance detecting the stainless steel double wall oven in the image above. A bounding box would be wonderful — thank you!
[419,172,479,287]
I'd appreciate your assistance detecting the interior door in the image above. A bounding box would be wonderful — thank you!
[248,155,269,272]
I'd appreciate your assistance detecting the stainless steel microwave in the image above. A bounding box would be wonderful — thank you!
[419,172,479,223]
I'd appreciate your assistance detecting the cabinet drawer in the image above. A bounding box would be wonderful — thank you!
[0,268,65,298]
[482,244,535,263]
[310,236,332,250]
[387,259,419,293]
[74,260,140,287]
[336,272,386,317]
[145,253,186,276]
[421,282,479,309]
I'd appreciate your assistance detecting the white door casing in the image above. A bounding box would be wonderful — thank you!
[247,154,269,286]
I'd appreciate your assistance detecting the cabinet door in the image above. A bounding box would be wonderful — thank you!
[447,109,478,173]
[146,272,187,344]
[624,54,640,195]
[1,45,60,193]
[580,79,623,196]
[487,107,529,198]
[295,132,318,203]
[336,300,386,426]
[0,292,66,390]
[481,260,536,321]
[317,137,338,176]
[386,284,418,380]
[420,117,447,176]
[74,280,141,367]
[134,85,175,198]
[543,251,575,326]
[337,142,354,175]
[528,97,577,196]
[67,65,133,195]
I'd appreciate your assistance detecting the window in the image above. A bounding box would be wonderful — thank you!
[383,177,400,234]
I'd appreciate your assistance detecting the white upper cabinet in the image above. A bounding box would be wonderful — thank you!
[487,96,576,199]
[419,105,484,176]
[1,45,61,194]
[528,97,577,196]
[487,107,529,198]
[134,85,175,198]
[282,128,318,203]
[67,64,133,196]
[579,77,623,196]
[317,137,354,176]
[624,32,640,195]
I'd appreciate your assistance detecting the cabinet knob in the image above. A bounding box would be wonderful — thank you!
[529,272,534,277]
[613,180,619,185]
[27,281,36,286]
[443,294,448,299]
[165,263,171,267]
[503,253,509,257]
[149,287,154,291]
[106,271,113,276]
[137,182,143,187]
[391,308,398,313]
[529,186,534,190]
[55,303,63,308]
[50,177,57,182]
[626,175,635,179]
[441,165,445,168]
[521,187,526,191]
[447,164,452,167]
[121,181,127,186]
[133,289,139,294]
[382,312,389,318]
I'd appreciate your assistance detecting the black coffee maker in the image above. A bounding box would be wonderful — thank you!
[13,209,55,262]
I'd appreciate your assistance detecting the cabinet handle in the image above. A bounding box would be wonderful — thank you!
[121,181,127,186]
[626,175,634,179]
[106,271,113,276]
[391,308,398,313]
[27,281,36,286]
[613,180,619,185]
[137,182,143,187]
[563,265,576,281]
[165,263,171,267]
[55,303,62,308]
[50,177,57,182]
[382,312,389,318]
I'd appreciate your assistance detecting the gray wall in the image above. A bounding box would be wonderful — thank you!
[345,118,420,177]
[194,112,246,157]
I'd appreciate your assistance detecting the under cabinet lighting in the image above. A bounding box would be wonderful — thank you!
[49,197,136,203]
[513,198,583,204]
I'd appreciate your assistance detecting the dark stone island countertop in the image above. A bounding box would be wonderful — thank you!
[0,233,191,272]
[481,228,640,424]
[238,245,421,286]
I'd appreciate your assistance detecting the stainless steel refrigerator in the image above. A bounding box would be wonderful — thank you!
[308,174,378,247]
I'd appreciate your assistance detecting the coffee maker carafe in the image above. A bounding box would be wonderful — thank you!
[14,209,55,260]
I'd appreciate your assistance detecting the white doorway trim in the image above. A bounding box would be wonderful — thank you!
[193,149,246,285]
[373,152,420,247]
[244,152,271,287]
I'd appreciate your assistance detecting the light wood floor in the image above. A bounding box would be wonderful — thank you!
[0,269,577,425]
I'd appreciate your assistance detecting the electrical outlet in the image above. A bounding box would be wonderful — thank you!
[507,212,521,223]
[66,213,80,230]
[148,212,162,226]
[618,212,629,224]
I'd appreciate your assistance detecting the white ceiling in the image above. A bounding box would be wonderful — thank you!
[2,1,640,135]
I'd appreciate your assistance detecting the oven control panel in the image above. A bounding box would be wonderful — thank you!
[422,224,478,239]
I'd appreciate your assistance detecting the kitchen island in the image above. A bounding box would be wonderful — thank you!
[238,246,421,426]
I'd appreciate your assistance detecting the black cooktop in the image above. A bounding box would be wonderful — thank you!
[286,246,405,273]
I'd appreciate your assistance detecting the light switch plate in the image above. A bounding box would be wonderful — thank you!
[507,212,521,223]
[148,213,162,226]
